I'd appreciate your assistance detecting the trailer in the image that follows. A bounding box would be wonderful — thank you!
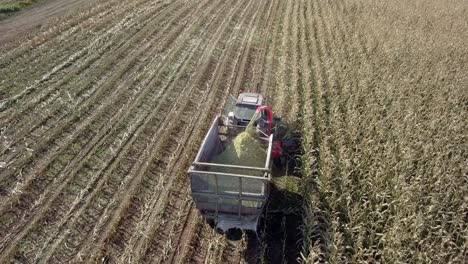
[188,114,273,233]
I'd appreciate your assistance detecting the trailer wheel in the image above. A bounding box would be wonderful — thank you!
[215,227,224,235]
[206,219,215,229]
[225,228,242,241]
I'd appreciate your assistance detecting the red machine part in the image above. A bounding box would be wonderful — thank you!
[255,106,282,159]
[255,106,272,134]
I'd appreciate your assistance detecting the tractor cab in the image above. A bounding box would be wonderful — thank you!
[223,93,286,163]
[224,92,263,126]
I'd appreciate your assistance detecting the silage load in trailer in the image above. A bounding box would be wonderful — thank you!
[212,131,266,169]
[212,112,267,171]
[210,118,267,196]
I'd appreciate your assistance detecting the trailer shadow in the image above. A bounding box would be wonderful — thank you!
[245,127,305,263]
[240,125,307,263]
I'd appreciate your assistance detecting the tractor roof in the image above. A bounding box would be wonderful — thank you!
[237,92,263,106]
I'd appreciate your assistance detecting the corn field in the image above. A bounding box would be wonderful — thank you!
[296,0,467,263]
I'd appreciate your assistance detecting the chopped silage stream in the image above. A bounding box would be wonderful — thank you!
[212,116,267,171]
[211,121,267,198]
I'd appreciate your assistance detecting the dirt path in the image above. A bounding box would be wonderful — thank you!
[0,0,97,44]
